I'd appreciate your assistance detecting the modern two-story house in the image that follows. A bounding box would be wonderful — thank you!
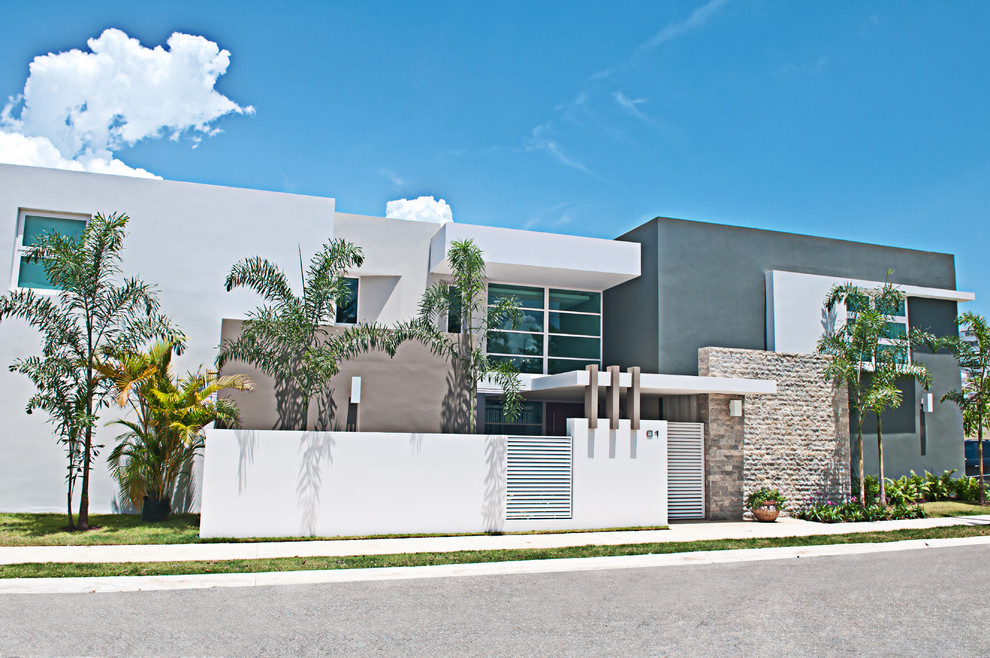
[0,163,973,523]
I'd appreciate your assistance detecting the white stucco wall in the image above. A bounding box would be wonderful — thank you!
[199,421,668,538]
[0,164,334,513]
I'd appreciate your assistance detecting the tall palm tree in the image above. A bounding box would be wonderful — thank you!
[416,239,523,433]
[0,212,177,529]
[99,338,254,516]
[819,280,930,506]
[219,239,407,430]
[939,312,990,504]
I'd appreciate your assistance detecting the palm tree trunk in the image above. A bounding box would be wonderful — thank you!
[876,413,886,506]
[857,416,866,507]
[979,420,986,506]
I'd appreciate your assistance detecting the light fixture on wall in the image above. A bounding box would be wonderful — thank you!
[921,393,933,414]
[350,376,362,404]
[729,399,743,417]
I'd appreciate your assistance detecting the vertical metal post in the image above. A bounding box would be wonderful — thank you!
[606,365,621,429]
[629,366,641,430]
[584,363,599,429]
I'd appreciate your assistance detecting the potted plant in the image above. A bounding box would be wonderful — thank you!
[99,339,253,522]
[746,487,786,522]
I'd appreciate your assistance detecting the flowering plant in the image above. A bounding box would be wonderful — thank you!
[745,487,786,511]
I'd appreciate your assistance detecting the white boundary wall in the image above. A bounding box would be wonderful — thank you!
[200,420,667,538]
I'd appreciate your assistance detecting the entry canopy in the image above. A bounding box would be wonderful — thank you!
[481,370,777,396]
[430,223,640,291]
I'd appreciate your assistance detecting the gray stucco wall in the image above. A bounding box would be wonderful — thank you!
[602,221,659,372]
[605,216,966,478]
[220,319,470,434]
[608,217,958,377]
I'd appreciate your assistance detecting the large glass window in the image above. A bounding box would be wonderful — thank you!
[485,284,601,374]
[485,399,543,435]
[335,277,358,324]
[14,212,88,290]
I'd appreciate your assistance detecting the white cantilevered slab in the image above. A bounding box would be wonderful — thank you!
[509,370,776,396]
[429,222,640,290]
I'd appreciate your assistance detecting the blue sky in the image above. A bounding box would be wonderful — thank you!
[1,1,988,314]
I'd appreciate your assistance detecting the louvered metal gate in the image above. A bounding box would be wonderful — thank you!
[666,422,706,519]
[506,436,573,520]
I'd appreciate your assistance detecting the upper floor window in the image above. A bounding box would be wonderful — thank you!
[335,277,359,324]
[12,211,88,291]
[486,284,602,374]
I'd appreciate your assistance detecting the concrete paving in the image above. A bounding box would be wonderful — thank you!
[2,543,989,655]
[2,513,989,565]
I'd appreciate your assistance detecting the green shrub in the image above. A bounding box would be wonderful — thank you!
[793,499,926,523]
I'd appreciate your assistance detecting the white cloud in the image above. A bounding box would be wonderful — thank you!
[0,130,159,178]
[385,196,453,224]
[0,28,251,177]
[635,0,730,56]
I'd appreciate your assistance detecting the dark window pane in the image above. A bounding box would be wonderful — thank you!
[548,358,601,374]
[485,400,543,434]
[549,312,600,336]
[548,335,600,360]
[488,355,544,374]
[488,283,544,309]
[335,277,358,324]
[447,286,461,333]
[487,331,543,357]
[17,256,56,290]
[549,289,600,313]
[492,308,543,332]
[22,215,86,245]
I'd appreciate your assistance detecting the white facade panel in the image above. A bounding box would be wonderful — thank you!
[0,164,334,513]
[430,222,640,290]
[766,269,974,354]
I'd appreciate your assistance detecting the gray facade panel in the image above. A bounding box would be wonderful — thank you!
[606,216,966,478]
[635,217,958,376]
[603,221,660,372]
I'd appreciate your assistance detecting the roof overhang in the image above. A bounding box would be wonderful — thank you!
[485,370,776,396]
[430,223,640,290]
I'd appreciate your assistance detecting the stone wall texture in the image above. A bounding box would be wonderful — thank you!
[697,393,745,520]
[700,347,851,516]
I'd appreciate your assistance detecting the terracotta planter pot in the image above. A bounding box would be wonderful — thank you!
[752,502,780,522]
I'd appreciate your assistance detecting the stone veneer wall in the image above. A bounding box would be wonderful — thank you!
[697,393,745,520]
[699,347,851,516]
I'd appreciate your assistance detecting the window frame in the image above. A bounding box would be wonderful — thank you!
[334,276,360,325]
[10,209,90,293]
[485,282,603,374]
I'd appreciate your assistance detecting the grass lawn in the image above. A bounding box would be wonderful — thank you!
[922,501,990,517]
[2,524,989,579]
[0,513,666,547]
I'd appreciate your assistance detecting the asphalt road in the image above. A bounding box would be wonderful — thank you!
[1,544,986,656]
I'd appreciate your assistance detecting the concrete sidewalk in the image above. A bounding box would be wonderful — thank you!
[2,514,989,566]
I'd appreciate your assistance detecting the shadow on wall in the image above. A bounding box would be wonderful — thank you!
[441,363,470,433]
[297,431,335,536]
[274,377,308,431]
[237,430,260,494]
[315,387,340,431]
[483,436,506,533]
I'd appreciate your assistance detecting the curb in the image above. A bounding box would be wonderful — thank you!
[3,535,989,595]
